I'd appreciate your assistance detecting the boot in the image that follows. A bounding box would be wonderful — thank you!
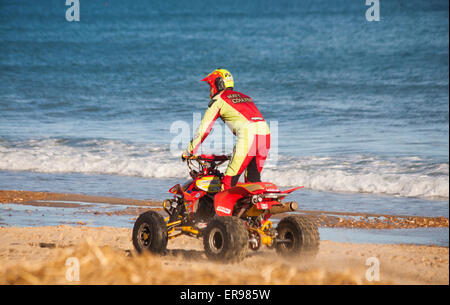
[221,175,232,191]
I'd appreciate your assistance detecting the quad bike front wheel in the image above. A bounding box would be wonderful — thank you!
[203,216,248,263]
[275,215,319,258]
[132,210,168,254]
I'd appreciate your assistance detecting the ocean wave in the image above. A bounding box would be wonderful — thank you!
[0,138,448,199]
[262,168,449,199]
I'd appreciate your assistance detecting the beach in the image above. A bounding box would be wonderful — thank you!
[0,190,448,285]
[0,0,448,287]
[1,225,448,285]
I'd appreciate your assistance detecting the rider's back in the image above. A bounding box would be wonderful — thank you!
[214,89,270,136]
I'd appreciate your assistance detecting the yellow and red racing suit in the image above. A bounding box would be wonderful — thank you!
[187,89,270,190]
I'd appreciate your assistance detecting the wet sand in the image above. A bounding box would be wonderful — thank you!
[1,190,448,229]
[0,225,448,285]
[0,190,160,207]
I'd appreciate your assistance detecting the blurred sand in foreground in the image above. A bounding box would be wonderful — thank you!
[0,225,448,285]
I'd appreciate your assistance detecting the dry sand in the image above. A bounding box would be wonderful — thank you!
[0,225,448,285]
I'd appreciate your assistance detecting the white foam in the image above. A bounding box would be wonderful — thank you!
[262,168,449,199]
[262,154,449,199]
[0,139,448,199]
[0,139,189,179]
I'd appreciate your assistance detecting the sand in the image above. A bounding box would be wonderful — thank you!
[0,190,159,206]
[0,190,448,285]
[0,225,448,285]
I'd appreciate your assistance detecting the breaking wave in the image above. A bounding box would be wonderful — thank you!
[0,138,448,199]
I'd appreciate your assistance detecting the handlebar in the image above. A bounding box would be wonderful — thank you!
[184,154,230,162]
[183,154,230,177]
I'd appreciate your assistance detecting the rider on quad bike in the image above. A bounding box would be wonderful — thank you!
[183,68,271,191]
[132,70,319,263]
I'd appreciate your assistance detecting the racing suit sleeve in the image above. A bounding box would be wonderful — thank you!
[187,99,221,154]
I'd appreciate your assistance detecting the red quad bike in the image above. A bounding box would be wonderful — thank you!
[132,154,319,262]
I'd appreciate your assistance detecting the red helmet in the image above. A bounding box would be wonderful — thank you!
[201,69,234,99]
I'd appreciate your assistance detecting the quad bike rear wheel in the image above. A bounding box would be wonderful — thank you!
[133,210,168,254]
[203,216,248,263]
[275,215,319,258]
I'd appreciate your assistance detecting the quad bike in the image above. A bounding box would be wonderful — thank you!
[132,154,319,262]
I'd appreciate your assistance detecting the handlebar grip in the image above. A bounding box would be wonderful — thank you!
[181,152,194,161]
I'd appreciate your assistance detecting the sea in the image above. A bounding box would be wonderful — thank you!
[0,1,448,243]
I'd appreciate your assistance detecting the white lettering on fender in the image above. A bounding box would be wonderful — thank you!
[216,206,231,215]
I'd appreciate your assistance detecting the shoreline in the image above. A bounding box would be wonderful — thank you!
[0,190,160,207]
[1,190,448,230]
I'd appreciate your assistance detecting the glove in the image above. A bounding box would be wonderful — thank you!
[181,150,192,161]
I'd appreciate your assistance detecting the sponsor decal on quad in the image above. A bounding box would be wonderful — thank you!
[216,206,231,214]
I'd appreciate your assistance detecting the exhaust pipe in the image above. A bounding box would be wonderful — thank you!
[269,201,298,214]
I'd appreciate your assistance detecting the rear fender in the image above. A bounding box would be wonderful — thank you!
[214,183,304,216]
[214,186,251,216]
[280,186,304,194]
